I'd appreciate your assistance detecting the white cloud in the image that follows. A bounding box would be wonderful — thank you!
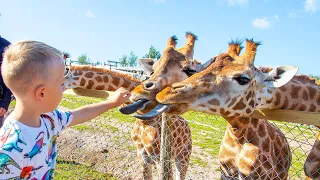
[86,10,96,18]
[252,17,271,29]
[227,0,248,6]
[305,0,319,13]
[273,15,279,21]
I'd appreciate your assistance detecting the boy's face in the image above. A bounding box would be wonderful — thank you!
[43,62,66,112]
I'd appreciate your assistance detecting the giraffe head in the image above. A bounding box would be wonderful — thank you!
[119,33,214,115]
[136,39,298,119]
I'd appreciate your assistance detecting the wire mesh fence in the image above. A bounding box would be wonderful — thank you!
[5,94,319,179]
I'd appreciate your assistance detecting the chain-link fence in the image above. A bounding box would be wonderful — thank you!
[7,94,318,179]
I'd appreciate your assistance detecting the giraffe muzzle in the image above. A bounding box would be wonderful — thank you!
[119,99,149,114]
[133,103,170,120]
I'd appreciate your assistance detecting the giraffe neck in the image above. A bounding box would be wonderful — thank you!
[224,116,260,139]
[67,66,141,91]
[262,75,320,113]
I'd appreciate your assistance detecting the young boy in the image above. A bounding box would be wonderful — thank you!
[0,41,131,179]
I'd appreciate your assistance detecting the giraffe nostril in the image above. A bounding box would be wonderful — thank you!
[144,82,155,90]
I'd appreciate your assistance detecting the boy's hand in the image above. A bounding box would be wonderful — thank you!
[109,88,131,107]
[0,108,7,116]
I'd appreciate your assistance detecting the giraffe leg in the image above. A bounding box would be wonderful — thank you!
[220,172,239,180]
[174,151,191,180]
[142,162,153,180]
[139,151,153,180]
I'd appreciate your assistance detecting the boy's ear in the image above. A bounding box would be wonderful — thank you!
[35,85,46,101]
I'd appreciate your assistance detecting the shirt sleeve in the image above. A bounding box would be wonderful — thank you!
[49,109,73,134]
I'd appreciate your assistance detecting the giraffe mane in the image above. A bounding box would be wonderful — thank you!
[70,65,142,84]
[292,74,320,86]
[258,66,273,73]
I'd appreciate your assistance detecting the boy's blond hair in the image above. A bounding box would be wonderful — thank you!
[1,40,63,96]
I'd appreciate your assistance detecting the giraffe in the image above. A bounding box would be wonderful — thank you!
[64,65,140,91]
[119,32,215,179]
[138,39,297,179]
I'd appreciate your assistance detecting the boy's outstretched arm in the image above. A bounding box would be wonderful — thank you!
[69,88,131,126]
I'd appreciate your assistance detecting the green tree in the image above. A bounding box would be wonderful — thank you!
[143,46,161,60]
[128,51,138,67]
[78,54,91,65]
[119,54,128,67]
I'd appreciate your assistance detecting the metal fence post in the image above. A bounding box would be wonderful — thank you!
[160,113,172,180]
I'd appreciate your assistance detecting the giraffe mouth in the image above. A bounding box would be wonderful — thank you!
[133,103,170,120]
[119,99,149,114]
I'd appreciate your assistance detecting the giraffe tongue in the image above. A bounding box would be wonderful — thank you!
[133,104,170,120]
[119,99,149,114]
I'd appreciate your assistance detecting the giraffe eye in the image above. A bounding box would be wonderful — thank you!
[233,75,251,85]
[183,68,197,77]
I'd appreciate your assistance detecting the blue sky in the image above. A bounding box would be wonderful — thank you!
[0,0,319,75]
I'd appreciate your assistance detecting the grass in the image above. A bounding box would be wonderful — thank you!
[73,122,119,133]
[182,112,227,157]
[55,158,117,179]
[190,156,208,167]
[289,150,307,178]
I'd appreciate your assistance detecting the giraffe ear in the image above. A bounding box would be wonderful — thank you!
[138,58,155,75]
[263,66,298,88]
[195,57,216,72]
